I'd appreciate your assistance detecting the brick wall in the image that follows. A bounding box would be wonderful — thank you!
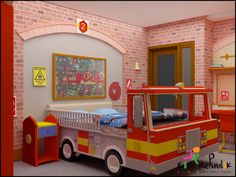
[13,30,24,151]
[13,1,147,154]
[13,1,235,155]
[212,18,235,144]
[146,16,213,112]
[213,18,235,43]
[146,16,213,88]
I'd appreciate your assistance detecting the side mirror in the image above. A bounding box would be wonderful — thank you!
[133,96,143,128]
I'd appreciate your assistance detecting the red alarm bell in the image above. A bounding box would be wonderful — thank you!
[109,82,121,100]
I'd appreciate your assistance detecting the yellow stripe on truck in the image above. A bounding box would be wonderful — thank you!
[127,139,149,154]
[151,139,178,156]
[127,128,218,156]
[78,137,88,146]
[207,129,218,140]
[127,139,178,156]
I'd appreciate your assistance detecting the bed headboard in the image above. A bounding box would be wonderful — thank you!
[46,101,113,112]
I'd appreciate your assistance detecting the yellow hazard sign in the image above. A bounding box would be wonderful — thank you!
[33,66,47,86]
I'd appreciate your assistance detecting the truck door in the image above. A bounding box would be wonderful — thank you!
[126,95,148,162]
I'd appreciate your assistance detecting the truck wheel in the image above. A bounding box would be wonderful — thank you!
[61,140,76,162]
[105,151,123,176]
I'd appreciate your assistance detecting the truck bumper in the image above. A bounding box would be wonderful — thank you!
[126,143,218,175]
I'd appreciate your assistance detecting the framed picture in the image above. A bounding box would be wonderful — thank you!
[52,53,106,100]
[217,74,235,106]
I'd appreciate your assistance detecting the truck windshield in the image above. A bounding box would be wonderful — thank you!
[149,93,209,128]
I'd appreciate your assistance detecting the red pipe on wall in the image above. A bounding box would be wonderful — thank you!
[1,1,14,175]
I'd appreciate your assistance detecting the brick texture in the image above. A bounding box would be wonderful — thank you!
[146,16,213,88]
[13,1,235,151]
[212,18,235,143]
[146,16,213,111]
[213,18,235,44]
[13,1,147,151]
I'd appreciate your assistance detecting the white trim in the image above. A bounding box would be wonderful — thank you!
[47,101,112,111]
[16,23,127,54]
[207,95,212,119]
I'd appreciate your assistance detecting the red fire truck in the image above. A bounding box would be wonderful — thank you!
[47,86,218,175]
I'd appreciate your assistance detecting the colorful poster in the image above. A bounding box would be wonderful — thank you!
[53,53,106,100]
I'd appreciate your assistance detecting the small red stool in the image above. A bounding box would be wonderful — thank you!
[212,110,235,153]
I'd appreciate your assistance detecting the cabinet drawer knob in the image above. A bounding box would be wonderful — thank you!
[25,134,32,144]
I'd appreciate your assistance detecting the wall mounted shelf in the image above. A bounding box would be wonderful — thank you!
[208,66,235,71]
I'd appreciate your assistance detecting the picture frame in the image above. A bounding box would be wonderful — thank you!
[216,74,235,106]
[52,53,106,100]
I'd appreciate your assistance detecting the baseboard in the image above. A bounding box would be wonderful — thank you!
[14,148,22,161]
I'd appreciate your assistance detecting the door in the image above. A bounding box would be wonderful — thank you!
[148,42,194,112]
[152,48,180,112]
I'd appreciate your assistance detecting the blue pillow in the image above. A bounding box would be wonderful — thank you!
[151,111,163,121]
[100,115,113,124]
[108,118,127,128]
[94,108,119,115]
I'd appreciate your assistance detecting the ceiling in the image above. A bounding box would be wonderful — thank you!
[48,1,235,27]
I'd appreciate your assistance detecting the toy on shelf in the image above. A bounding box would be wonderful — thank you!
[23,115,59,166]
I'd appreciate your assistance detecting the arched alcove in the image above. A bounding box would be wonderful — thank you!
[17,23,127,54]
[18,24,127,120]
[211,33,235,109]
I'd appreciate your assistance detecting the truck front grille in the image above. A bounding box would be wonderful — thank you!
[186,128,201,152]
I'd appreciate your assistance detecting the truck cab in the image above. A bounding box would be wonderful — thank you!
[125,86,218,174]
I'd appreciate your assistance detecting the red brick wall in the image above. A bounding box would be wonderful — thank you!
[13,30,24,151]
[13,1,235,154]
[146,16,214,112]
[213,18,235,43]
[146,16,213,88]
[13,1,147,152]
[212,18,235,144]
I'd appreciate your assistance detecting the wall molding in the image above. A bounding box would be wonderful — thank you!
[16,23,127,54]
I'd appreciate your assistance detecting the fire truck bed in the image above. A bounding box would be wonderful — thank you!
[153,119,189,128]
[99,119,203,138]
[100,126,127,138]
[99,118,190,138]
[153,118,208,130]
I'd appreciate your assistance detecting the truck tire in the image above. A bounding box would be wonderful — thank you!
[61,140,76,162]
[105,151,123,176]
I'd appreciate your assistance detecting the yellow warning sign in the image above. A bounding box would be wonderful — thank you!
[33,66,47,86]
